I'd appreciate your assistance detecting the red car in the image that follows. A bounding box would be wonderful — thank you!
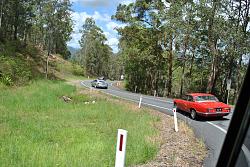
[173,93,231,120]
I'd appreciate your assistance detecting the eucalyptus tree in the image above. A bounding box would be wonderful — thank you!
[112,0,249,101]
[113,0,168,95]
[79,18,111,76]
[0,0,73,80]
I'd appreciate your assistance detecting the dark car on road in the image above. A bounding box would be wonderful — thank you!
[91,80,108,89]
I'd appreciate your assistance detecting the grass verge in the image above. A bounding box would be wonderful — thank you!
[0,80,159,166]
[0,80,207,166]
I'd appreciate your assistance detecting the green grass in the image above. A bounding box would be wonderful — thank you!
[54,57,86,81]
[0,80,159,166]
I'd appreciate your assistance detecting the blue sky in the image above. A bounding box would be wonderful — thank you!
[67,0,135,53]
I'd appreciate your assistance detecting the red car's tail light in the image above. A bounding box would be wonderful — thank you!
[224,108,231,112]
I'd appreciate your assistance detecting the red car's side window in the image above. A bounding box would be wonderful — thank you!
[188,96,194,102]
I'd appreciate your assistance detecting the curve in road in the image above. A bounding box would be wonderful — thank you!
[80,80,249,167]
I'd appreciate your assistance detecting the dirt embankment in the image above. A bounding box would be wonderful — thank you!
[132,110,207,167]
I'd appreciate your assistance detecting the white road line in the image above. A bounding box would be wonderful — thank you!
[108,86,173,104]
[103,89,172,111]
[141,101,172,111]
[142,96,173,104]
[207,121,227,134]
[80,81,88,88]
[207,121,250,166]
[242,145,250,166]
[80,80,250,164]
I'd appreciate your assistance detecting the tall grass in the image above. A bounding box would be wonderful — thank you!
[0,80,159,166]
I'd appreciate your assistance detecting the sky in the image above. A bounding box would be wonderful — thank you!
[67,0,135,53]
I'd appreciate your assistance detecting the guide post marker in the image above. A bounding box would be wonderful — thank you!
[138,95,142,108]
[173,108,179,132]
[115,129,128,167]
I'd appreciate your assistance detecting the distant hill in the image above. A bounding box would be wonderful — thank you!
[67,46,80,56]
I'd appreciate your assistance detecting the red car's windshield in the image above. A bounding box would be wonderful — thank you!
[196,96,219,102]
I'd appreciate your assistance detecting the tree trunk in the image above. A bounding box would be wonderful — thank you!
[13,1,19,40]
[46,54,49,79]
[46,33,51,79]
[234,55,242,103]
[168,34,173,96]
[180,35,189,96]
[200,54,205,91]
[222,58,233,102]
[189,50,195,78]
[206,0,218,93]
[232,0,250,102]
[0,0,4,28]
[180,61,186,96]
[211,68,219,93]
[13,25,18,40]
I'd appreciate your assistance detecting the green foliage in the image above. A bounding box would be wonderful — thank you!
[78,18,111,77]
[108,53,124,80]
[0,0,73,58]
[113,0,250,102]
[54,58,85,80]
[1,74,13,86]
[0,41,46,86]
[0,54,32,86]
[72,62,84,76]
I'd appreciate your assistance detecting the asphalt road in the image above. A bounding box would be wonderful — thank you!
[80,80,250,167]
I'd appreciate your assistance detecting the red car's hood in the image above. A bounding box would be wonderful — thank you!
[197,101,230,108]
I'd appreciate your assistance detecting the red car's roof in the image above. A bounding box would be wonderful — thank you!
[187,93,214,97]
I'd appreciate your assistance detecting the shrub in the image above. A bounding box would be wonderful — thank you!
[1,74,13,86]
[0,54,32,86]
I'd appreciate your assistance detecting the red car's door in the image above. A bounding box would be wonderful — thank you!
[179,95,189,111]
[185,95,195,112]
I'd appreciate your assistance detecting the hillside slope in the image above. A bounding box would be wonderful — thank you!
[0,42,84,86]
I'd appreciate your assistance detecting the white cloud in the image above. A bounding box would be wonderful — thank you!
[70,0,134,7]
[71,12,89,33]
[71,11,111,33]
[72,0,109,7]
[106,37,119,46]
[70,0,79,3]
[92,11,111,22]
[68,11,111,48]
[103,31,111,39]
[67,33,81,48]
[107,38,119,53]
[120,0,134,5]
[68,11,126,53]
[106,21,126,33]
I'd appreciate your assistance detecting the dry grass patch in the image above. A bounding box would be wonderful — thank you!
[132,109,207,167]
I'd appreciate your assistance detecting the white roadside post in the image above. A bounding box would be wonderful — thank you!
[138,95,142,108]
[154,90,156,97]
[173,108,179,132]
[115,129,128,167]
